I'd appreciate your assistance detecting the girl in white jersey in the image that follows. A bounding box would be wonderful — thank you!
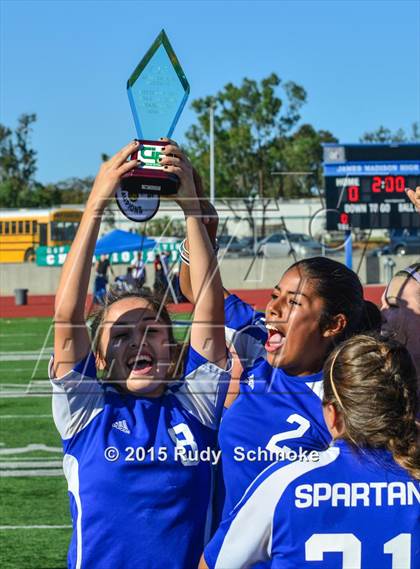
[202,334,420,569]
[51,141,230,569]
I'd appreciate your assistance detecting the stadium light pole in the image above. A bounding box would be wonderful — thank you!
[209,102,215,205]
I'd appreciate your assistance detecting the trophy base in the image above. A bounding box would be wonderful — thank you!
[117,139,180,222]
[115,187,161,222]
[121,167,180,196]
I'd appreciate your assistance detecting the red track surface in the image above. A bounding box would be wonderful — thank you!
[0,286,385,319]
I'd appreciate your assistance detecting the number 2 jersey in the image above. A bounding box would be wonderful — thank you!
[49,347,230,569]
[205,439,420,568]
[221,294,331,518]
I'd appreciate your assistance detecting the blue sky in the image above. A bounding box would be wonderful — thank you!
[1,0,419,184]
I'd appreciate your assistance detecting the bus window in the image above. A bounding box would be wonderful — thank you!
[33,221,38,234]
[5,222,9,234]
[11,222,16,234]
[25,221,30,233]
[39,223,48,246]
[51,221,79,242]
[18,221,23,233]
[0,222,2,234]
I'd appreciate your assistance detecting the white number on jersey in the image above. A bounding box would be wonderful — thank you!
[266,413,311,456]
[305,532,411,568]
[306,534,361,568]
[384,534,411,569]
[169,422,199,466]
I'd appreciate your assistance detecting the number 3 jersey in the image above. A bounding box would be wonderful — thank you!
[205,440,420,569]
[220,294,331,518]
[49,347,230,569]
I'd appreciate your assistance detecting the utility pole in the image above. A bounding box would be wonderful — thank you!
[209,102,215,204]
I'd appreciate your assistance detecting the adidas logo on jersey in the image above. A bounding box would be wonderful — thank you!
[112,420,130,434]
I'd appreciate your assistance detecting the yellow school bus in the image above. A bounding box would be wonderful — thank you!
[0,208,82,263]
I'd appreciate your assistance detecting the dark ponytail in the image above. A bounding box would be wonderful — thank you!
[323,334,420,480]
[359,300,382,334]
[289,257,378,344]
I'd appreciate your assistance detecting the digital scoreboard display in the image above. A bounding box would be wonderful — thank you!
[323,144,420,231]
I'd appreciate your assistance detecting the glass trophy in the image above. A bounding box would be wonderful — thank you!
[117,30,190,222]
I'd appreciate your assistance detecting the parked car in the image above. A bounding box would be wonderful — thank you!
[256,232,323,258]
[388,229,420,256]
[217,235,254,256]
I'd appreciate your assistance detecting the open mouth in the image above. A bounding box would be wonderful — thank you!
[265,323,286,354]
[127,353,154,376]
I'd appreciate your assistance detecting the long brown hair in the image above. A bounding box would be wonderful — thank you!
[89,288,186,381]
[323,334,420,480]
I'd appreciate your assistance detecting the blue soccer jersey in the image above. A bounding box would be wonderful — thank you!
[49,347,230,569]
[219,357,331,517]
[220,294,331,519]
[205,440,420,569]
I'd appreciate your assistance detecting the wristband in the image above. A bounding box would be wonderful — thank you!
[178,238,220,266]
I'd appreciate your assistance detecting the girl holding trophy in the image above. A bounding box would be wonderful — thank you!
[51,140,230,569]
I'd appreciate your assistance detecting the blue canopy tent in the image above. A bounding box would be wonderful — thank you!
[95,229,156,255]
[94,229,180,304]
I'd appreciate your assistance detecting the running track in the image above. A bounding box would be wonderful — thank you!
[0,286,385,319]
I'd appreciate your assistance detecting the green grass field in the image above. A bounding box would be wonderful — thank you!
[0,314,190,569]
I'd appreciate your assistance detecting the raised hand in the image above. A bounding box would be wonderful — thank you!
[158,139,200,214]
[88,140,140,210]
[405,186,420,213]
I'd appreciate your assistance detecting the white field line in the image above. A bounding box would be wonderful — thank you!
[0,414,52,419]
[0,380,52,398]
[0,332,49,338]
[0,457,61,462]
[0,353,50,362]
[0,382,50,388]
[0,461,63,468]
[0,469,64,477]
[0,368,36,372]
[0,445,63,477]
[0,525,71,530]
[0,393,50,398]
[0,350,50,352]
[0,444,62,455]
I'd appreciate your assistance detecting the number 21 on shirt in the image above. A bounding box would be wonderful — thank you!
[306,533,412,569]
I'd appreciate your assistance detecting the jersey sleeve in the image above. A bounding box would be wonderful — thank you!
[205,450,339,569]
[224,294,267,368]
[204,463,278,569]
[49,352,105,441]
[171,346,232,429]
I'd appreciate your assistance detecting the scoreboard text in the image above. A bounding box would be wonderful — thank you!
[323,144,420,231]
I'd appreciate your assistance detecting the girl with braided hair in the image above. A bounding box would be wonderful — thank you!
[202,334,419,568]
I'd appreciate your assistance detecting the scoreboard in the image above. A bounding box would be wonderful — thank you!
[323,143,420,231]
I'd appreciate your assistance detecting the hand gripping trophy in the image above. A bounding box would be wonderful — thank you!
[116,30,190,221]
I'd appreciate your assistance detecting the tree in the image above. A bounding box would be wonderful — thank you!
[186,74,306,197]
[185,74,336,238]
[54,176,94,204]
[279,124,337,199]
[0,114,83,208]
[0,113,39,207]
[360,122,420,143]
